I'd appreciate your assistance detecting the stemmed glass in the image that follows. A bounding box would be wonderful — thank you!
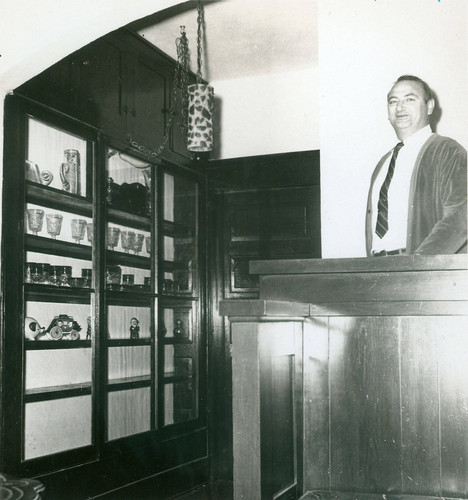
[133,233,145,255]
[27,208,45,235]
[46,213,63,239]
[107,227,120,250]
[121,231,135,253]
[71,219,87,244]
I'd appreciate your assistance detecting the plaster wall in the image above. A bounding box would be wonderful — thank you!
[211,67,320,159]
[318,0,468,258]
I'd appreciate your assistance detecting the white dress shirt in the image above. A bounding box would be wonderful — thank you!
[371,125,434,253]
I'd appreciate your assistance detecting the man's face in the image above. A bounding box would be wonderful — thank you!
[387,80,434,140]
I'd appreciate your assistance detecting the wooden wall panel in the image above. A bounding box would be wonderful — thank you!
[439,316,468,497]
[260,322,300,500]
[400,317,440,494]
[303,318,330,491]
[329,317,401,492]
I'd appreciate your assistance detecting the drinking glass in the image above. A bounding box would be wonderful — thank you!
[27,208,45,235]
[107,227,120,250]
[121,231,135,253]
[71,219,87,244]
[133,233,145,255]
[46,213,63,239]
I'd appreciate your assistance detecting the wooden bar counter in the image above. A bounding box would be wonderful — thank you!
[221,255,468,499]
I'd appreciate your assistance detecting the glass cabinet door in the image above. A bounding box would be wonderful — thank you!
[159,171,199,426]
[23,115,95,460]
[105,148,156,440]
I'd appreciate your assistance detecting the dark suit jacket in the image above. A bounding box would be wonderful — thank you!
[366,134,467,255]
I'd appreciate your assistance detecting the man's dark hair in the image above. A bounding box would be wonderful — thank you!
[395,75,433,102]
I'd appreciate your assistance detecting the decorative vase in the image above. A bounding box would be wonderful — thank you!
[60,149,81,194]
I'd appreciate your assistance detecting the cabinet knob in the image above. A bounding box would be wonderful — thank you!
[81,59,90,66]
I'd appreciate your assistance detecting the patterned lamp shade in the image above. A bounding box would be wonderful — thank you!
[187,84,214,152]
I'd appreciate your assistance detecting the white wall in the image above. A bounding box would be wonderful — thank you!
[318,0,468,258]
[212,67,320,159]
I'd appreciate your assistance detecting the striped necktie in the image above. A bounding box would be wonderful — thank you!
[375,142,404,239]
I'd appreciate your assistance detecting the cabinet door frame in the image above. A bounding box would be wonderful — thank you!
[1,95,99,474]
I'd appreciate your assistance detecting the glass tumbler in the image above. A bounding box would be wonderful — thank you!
[46,213,63,239]
[71,219,87,244]
[107,227,120,250]
[133,233,145,255]
[27,208,45,235]
[121,231,135,253]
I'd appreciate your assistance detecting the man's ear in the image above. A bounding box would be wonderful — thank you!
[427,98,435,116]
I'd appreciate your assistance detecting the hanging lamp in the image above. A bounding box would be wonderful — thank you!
[187,0,215,152]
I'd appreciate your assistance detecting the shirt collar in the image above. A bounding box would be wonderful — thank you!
[400,125,433,149]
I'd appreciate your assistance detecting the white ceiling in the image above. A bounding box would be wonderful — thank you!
[135,0,318,82]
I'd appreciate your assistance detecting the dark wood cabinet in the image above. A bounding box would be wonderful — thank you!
[71,36,128,137]
[2,31,207,497]
[16,29,192,163]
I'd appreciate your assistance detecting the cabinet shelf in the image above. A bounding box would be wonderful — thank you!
[24,382,92,402]
[26,234,92,260]
[25,284,92,303]
[25,340,91,350]
[105,290,153,306]
[107,375,151,392]
[107,338,151,347]
[106,250,151,269]
[160,293,197,301]
[107,207,151,231]
[26,182,92,216]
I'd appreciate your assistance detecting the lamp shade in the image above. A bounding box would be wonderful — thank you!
[187,84,214,152]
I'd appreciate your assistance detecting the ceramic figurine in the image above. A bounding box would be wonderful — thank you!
[86,316,92,340]
[130,317,140,339]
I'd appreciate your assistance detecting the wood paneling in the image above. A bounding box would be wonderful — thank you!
[225,256,468,497]
[400,318,440,494]
[230,319,303,500]
[329,317,401,492]
[439,316,468,497]
[260,270,468,304]
[225,187,321,297]
[303,318,330,490]
[232,323,261,500]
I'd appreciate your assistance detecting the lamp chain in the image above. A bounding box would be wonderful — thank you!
[196,0,204,84]
[127,27,193,159]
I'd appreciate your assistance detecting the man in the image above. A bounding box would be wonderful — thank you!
[366,75,467,256]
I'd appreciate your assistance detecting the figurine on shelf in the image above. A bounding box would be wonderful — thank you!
[24,317,45,341]
[86,316,92,340]
[45,314,82,340]
[173,319,183,337]
[130,317,140,339]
